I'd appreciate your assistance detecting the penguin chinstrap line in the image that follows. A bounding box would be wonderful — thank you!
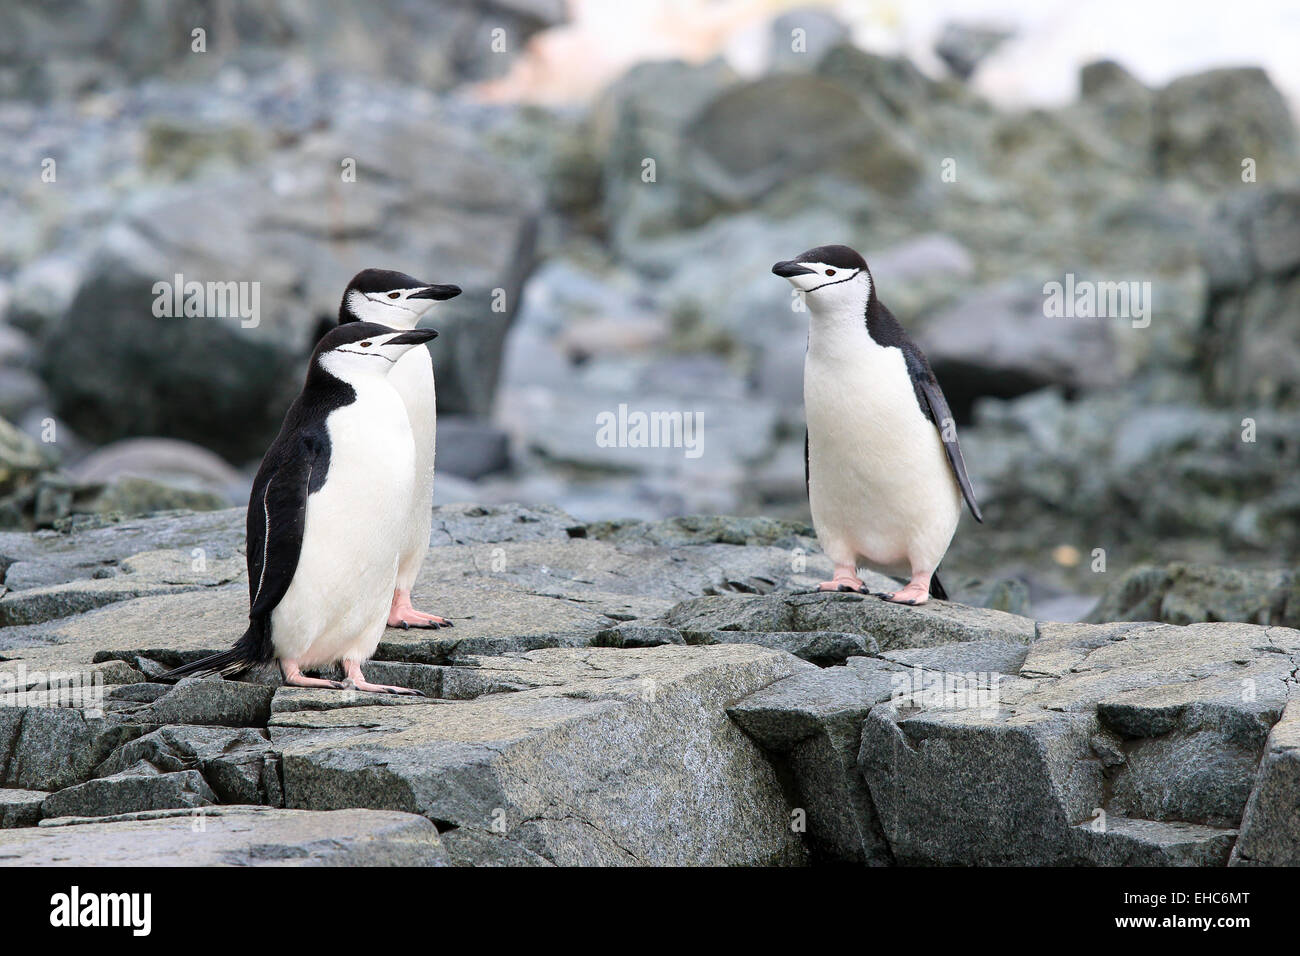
[339,268,462,630]
[772,244,983,606]
[158,323,442,695]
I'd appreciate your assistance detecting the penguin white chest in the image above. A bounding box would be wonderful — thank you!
[804,338,961,572]
[387,346,436,484]
[384,345,437,586]
[271,380,416,667]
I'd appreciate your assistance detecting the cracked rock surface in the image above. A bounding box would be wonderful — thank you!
[1,504,1296,865]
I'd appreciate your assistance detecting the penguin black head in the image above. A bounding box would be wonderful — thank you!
[339,269,462,328]
[772,245,873,310]
[313,322,439,382]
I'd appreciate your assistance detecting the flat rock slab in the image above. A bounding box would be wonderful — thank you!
[0,561,240,628]
[0,806,448,865]
[0,509,245,591]
[1074,817,1237,866]
[880,639,1030,675]
[665,590,1036,650]
[3,580,610,675]
[145,677,276,727]
[41,767,217,820]
[271,645,811,866]
[680,629,875,666]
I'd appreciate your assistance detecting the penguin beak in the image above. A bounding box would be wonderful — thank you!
[410,284,462,301]
[772,261,815,278]
[388,329,439,345]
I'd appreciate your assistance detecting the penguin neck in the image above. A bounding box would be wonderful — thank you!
[337,302,425,331]
[306,359,389,401]
[806,291,880,359]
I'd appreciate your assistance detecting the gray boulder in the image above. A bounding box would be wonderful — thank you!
[919,278,1122,411]
[1079,60,1157,163]
[1200,188,1300,409]
[1155,67,1298,188]
[1085,563,1297,627]
[434,417,511,480]
[730,657,905,863]
[0,788,46,828]
[0,415,50,518]
[934,22,1013,80]
[68,437,247,505]
[0,702,148,792]
[592,58,740,249]
[860,620,1295,864]
[767,8,850,73]
[683,74,923,209]
[95,724,281,806]
[1231,701,1300,865]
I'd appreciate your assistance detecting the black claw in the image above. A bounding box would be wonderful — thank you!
[397,621,410,630]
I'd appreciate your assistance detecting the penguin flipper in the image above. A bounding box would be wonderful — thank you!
[246,434,321,621]
[904,352,984,524]
[803,429,810,495]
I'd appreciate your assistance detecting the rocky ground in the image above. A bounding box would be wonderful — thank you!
[1,503,1295,866]
[2,6,1299,622]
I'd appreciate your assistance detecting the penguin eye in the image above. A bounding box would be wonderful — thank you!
[825,269,836,276]
[360,341,372,348]
[387,292,400,299]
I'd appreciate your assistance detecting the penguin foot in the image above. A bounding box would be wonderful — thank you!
[816,565,869,594]
[281,660,346,690]
[388,589,453,629]
[881,580,931,606]
[342,678,426,696]
[342,661,426,696]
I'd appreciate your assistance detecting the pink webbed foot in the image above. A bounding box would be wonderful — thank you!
[881,575,933,606]
[342,659,425,697]
[281,659,345,690]
[815,564,870,594]
[387,589,452,630]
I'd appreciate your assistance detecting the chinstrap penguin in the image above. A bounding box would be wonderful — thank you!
[338,268,462,629]
[159,322,441,694]
[772,244,983,605]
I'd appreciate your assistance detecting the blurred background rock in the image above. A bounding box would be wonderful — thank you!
[1,0,1297,622]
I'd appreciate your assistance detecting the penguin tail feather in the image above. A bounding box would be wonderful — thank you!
[929,573,948,601]
[156,620,270,682]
